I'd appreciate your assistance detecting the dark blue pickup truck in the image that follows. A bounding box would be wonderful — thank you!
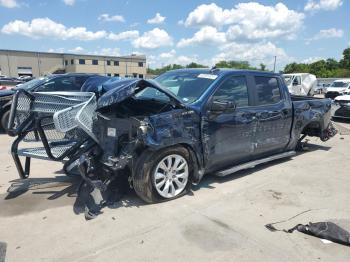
[7,69,336,212]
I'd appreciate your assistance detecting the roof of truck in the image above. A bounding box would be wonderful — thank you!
[166,68,281,77]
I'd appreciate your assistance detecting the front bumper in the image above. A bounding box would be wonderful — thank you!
[331,101,350,119]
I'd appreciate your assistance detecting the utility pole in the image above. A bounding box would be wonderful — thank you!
[273,56,277,72]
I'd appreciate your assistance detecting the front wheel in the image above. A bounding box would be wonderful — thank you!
[1,110,10,132]
[133,146,191,203]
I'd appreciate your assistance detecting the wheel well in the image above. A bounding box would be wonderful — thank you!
[301,121,322,137]
[0,104,11,117]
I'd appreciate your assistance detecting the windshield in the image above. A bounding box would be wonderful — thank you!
[13,77,48,90]
[150,71,217,104]
[330,81,350,88]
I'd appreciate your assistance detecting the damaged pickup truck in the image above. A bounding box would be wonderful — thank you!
[7,69,336,216]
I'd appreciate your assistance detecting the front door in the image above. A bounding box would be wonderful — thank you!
[202,75,256,172]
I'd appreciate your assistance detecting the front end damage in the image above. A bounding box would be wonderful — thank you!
[6,79,201,218]
[77,80,203,218]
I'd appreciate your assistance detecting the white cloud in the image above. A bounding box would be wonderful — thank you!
[1,18,107,41]
[0,0,18,8]
[92,48,120,56]
[47,48,65,53]
[213,41,289,69]
[149,49,200,67]
[107,30,139,41]
[183,2,304,42]
[184,3,231,28]
[301,57,324,63]
[132,28,173,49]
[159,49,177,59]
[130,22,139,28]
[316,28,344,38]
[147,13,166,24]
[98,14,125,23]
[307,28,344,43]
[48,47,121,57]
[304,0,343,12]
[177,26,226,47]
[63,0,75,6]
[68,46,84,53]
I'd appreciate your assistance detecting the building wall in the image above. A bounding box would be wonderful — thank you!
[0,50,146,78]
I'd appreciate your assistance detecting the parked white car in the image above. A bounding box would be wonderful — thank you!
[332,95,350,119]
[325,79,350,99]
[283,73,316,96]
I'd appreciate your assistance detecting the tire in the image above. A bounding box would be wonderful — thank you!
[133,146,192,203]
[0,110,10,132]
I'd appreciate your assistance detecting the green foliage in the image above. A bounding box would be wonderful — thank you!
[147,60,265,75]
[185,62,207,68]
[259,63,267,71]
[215,60,257,70]
[283,47,350,78]
[147,64,184,75]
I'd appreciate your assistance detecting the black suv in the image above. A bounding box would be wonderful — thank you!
[0,73,99,131]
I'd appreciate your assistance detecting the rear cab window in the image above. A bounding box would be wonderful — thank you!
[254,76,282,106]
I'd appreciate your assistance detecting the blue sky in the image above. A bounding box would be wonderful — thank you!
[0,0,349,70]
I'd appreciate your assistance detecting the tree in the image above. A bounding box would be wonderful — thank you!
[215,60,257,70]
[186,62,207,68]
[340,48,350,69]
[259,63,267,71]
[283,47,350,77]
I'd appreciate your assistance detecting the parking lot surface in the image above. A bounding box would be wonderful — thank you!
[0,120,350,262]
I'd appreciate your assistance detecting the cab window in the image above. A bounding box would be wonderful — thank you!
[212,76,249,107]
[254,76,281,106]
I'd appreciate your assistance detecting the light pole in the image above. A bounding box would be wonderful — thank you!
[273,56,277,72]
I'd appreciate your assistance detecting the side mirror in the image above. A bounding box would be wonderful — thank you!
[210,100,236,112]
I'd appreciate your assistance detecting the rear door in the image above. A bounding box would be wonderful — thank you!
[250,74,293,158]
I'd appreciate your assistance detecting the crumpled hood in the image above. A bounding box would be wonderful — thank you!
[326,87,349,93]
[97,78,184,109]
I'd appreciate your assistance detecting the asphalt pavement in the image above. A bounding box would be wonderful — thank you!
[0,120,350,261]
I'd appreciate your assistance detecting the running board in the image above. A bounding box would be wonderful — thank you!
[215,151,296,177]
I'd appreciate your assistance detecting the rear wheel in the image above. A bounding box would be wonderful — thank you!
[1,110,10,132]
[133,146,191,203]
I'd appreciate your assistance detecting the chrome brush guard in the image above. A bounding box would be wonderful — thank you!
[8,90,98,178]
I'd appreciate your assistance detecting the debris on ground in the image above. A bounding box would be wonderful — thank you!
[266,210,350,247]
[287,222,350,247]
[74,173,129,220]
